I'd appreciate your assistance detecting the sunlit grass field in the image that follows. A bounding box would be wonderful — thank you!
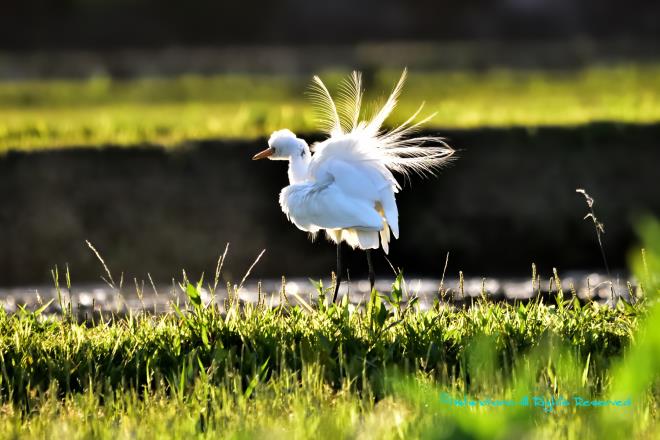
[0,274,657,439]
[0,219,659,439]
[1,64,660,152]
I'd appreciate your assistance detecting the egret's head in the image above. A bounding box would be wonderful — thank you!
[252,129,308,161]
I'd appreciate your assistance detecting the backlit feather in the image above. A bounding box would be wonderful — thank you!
[309,69,454,180]
[336,71,364,133]
[308,76,342,137]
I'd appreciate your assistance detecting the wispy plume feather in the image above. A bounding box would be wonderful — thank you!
[363,68,408,139]
[336,71,363,133]
[309,69,454,179]
[308,76,342,136]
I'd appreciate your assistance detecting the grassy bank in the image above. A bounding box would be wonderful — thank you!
[1,65,660,152]
[0,263,658,438]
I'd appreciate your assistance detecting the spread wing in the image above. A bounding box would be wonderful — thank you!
[279,182,383,233]
[308,135,400,237]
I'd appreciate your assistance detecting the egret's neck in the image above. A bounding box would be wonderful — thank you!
[288,148,311,184]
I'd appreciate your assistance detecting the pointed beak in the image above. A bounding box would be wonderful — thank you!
[252,147,275,160]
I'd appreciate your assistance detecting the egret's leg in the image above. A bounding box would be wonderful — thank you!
[333,242,343,303]
[366,249,375,292]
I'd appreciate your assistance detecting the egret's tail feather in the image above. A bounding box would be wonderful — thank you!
[332,228,378,250]
[337,71,363,133]
[309,75,342,137]
[380,222,390,254]
[363,68,407,139]
[310,71,365,136]
[356,230,379,250]
[309,69,454,180]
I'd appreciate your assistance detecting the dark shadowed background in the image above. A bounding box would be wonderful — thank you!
[2,0,660,49]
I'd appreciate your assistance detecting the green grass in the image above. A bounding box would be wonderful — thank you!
[1,239,659,440]
[3,214,660,438]
[2,65,660,152]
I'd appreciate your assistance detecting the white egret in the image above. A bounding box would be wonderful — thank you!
[253,69,454,301]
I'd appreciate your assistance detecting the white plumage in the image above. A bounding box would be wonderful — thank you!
[253,69,454,255]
